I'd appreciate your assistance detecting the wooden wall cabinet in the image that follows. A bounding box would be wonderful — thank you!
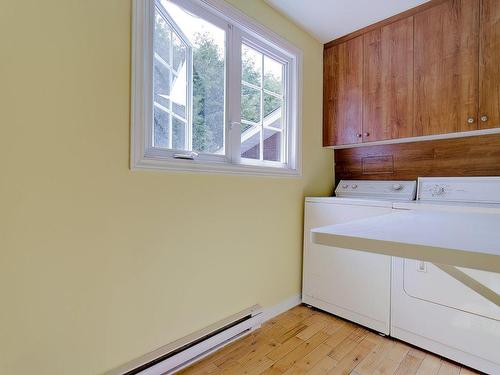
[479,0,500,129]
[323,37,363,146]
[363,17,414,142]
[414,0,479,136]
[323,0,500,147]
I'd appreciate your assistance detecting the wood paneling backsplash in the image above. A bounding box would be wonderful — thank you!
[334,134,500,184]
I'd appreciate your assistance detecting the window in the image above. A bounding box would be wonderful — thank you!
[132,0,301,176]
[241,44,285,163]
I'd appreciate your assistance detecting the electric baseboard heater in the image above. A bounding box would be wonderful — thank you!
[104,305,263,375]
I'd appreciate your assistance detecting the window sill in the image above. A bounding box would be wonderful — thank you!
[131,155,301,178]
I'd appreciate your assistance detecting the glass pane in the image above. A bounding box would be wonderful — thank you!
[241,125,260,160]
[154,58,171,108]
[171,61,187,117]
[154,106,170,148]
[241,85,261,124]
[241,122,253,133]
[154,13,170,63]
[172,33,187,72]
[160,0,226,155]
[264,56,283,95]
[172,117,186,150]
[263,93,282,129]
[263,128,281,162]
[173,101,186,119]
[242,44,262,87]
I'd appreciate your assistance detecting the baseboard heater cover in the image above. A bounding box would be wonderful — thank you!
[106,305,263,375]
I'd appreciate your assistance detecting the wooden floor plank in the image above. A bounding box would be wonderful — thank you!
[329,327,368,361]
[280,311,307,330]
[270,331,330,372]
[290,305,316,320]
[237,336,278,368]
[183,333,255,371]
[415,354,442,375]
[458,367,481,375]
[177,361,221,375]
[297,320,330,341]
[282,343,334,374]
[267,337,305,361]
[306,356,338,375]
[303,313,332,327]
[322,319,345,336]
[260,367,284,375]
[352,334,392,375]
[213,334,265,369]
[326,336,377,375]
[393,348,426,375]
[177,306,483,375]
[371,341,411,375]
[437,362,461,375]
[324,323,357,349]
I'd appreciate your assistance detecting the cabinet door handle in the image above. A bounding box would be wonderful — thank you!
[357,133,362,138]
[467,117,475,124]
[481,115,488,122]
[364,132,370,137]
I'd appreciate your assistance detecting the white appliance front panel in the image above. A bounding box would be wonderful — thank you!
[403,260,500,320]
[417,177,500,203]
[392,258,500,374]
[303,201,392,334]
[335,180,417,201]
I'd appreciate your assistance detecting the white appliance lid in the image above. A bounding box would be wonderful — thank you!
[335,180,417,201]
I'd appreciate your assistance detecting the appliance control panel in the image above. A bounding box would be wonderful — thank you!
[335,180,417,200]
[417,177,500,203]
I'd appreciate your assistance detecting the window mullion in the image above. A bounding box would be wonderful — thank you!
[187,45,193,151]
[228,25,242,164]
[282,64,287,164]
[168,30,173,149]
[259,53,264,161]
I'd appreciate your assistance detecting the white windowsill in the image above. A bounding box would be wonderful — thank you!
[131,156,301,177]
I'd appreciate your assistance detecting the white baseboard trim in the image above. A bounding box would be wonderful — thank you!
[260,293,303,323]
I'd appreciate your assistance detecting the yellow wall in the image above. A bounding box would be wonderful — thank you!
[0,1,331,374]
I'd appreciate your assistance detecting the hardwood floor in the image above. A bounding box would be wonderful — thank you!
[177,305,482,375]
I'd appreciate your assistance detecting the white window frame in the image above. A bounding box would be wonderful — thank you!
[131,0,302,177]
[153,3,193,150]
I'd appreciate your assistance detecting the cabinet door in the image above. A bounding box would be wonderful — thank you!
[479,0,500,129]
[414,0,480,135]
[323,37,363,146]
[363,17,414,142]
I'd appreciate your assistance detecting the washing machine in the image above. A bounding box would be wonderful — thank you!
[303,180,416,334]
[391,177,500,374]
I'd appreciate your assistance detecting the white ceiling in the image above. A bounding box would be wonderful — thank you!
[264,0,430,43]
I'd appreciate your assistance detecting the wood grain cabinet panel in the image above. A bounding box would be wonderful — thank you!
[334,134,500,182]
[479,0,500,129]
[323,0,500,147]
[363,17,414,142]
[413,0,480,136]
[323,36,363,146]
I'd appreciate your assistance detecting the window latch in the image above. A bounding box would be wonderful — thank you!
[173,151,198,160]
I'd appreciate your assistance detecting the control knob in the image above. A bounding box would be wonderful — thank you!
[432,185,446,196]
[392,184,403,191]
